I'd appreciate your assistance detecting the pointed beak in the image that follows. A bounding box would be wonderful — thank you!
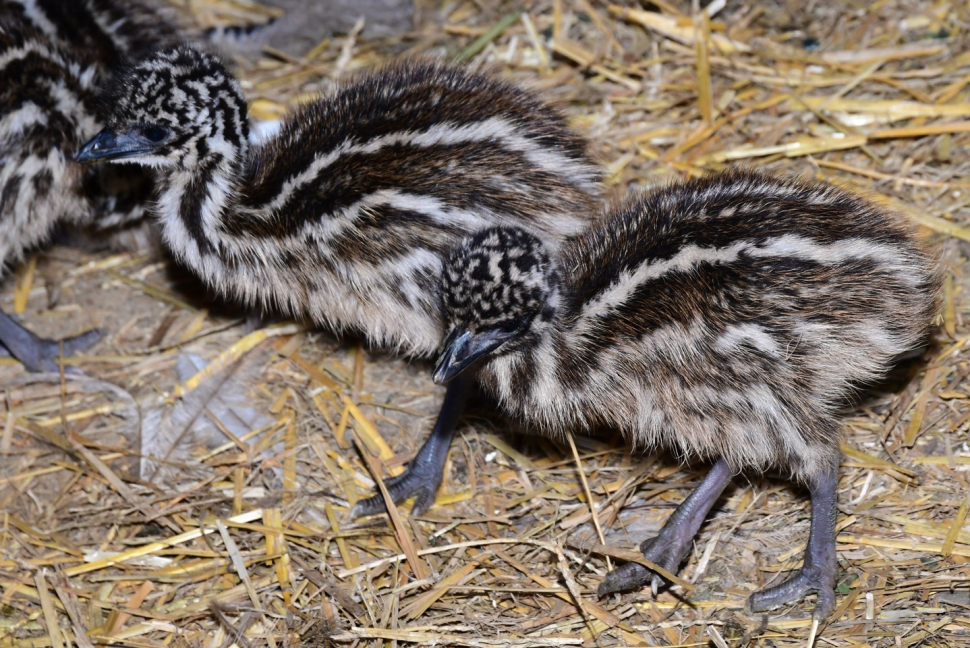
[433,327,514,385]
[75,129,152,163]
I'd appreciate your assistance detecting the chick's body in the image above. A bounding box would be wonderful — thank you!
[230,64,601,354]
[3,0,190,232]
[0,1,188,370]
[2,0,188,70]
[437,170,941,617]
[77,47,603,512]
[0,20,94,262]
[478,171,938,480]
[83,48,603,356]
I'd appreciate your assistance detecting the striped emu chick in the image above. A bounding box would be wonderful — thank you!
[75,47,604,514]
[3,0,192,234]
[433,170,940,619]
[0,2,186,371]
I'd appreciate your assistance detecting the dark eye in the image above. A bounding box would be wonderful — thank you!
[141,126,168,142]
[496,319,522,334]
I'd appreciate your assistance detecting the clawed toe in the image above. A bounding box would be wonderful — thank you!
[350,377,468,520]
[1,309,104,373]
[745,567,836,620]
[746,464,840,621]
[350,496,385,519]
[599,460,734,599]
[57,327,105,356]
[351,466,442,518]
[597,561,651,597]
[597,537,686,598]
[19,328,104,372]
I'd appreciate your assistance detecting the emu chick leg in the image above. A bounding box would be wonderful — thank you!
[0,307,102,372]
[352,374,471,517]
[598,457,733,597]
[746,462,839,620]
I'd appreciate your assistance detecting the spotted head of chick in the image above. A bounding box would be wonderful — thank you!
[86,46,249,171]
[433,169,941,619]
[437,227,560,380]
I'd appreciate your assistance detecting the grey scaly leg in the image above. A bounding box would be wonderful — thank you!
[598,457,733,597]
[352,374,471,517]
[746,462,839,620]
[0,307,102,373]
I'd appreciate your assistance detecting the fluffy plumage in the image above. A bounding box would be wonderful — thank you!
[435,169,941,617]
[442,171,939,477]
[78,47,604,356]
[1,0,188,70]
[77,46,603,515]
[0,1,186,370]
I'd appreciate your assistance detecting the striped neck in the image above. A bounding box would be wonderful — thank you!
[154,142,246,268]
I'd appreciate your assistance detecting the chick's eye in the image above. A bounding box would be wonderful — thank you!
[140,126,169,142]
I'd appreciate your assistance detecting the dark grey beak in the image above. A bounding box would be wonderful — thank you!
[75,129,153,163]
[433,327,514,385]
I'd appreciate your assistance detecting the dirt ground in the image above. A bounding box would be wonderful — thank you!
[2,1,970,647]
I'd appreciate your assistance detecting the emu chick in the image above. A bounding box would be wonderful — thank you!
[0,1,185,370]
[434,170,941,618]
[75,47,604,513]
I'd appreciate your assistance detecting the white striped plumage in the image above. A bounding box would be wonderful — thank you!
[0,21,99,266]
[3,0,190,69]
[435,169,942,616]
[80,48,604,357]
[0,0,190,249]
[441,172,938,475]
[0,1,189,370]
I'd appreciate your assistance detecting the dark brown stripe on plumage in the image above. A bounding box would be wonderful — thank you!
[327,206,449,265]
[234,143,592,239]
[32,0,123,65]
[0,174,22,216]
[240,60,595,214]
[508,344,539,398]
[563,171,910,312]
[176,159,218,254]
